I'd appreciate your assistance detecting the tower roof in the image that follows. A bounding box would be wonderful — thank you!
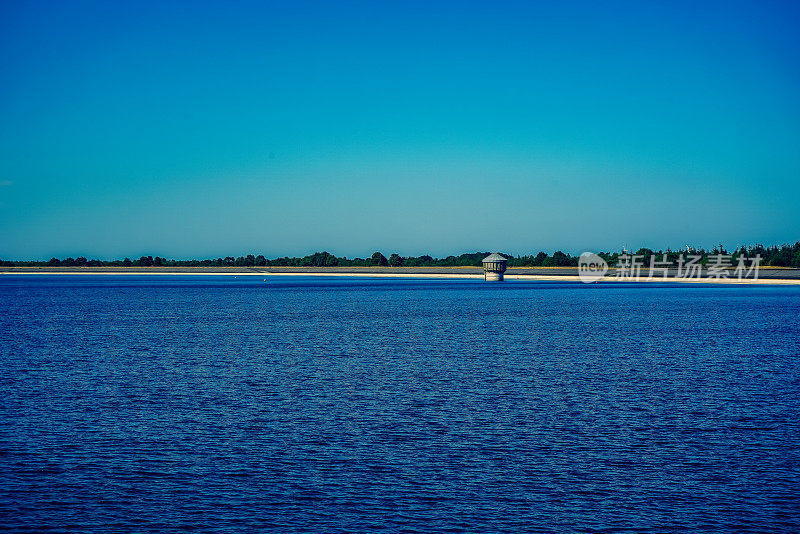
[482,253,507,263]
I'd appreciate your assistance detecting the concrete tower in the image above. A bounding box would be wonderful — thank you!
[482,253,508,281]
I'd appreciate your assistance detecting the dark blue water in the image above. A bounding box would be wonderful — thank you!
[1,275,799,532]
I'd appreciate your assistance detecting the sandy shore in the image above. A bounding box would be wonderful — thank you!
[2,266,800,285]
[264,271,800,285]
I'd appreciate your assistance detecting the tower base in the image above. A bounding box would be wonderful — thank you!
[484,271,504,281]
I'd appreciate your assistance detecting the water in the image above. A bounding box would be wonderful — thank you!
[1,275,799,532]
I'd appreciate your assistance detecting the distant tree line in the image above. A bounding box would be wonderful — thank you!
[589,242,800,269]
[2,242,800,268]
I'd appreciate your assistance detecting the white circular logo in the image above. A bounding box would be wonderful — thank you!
[578,252,608,283]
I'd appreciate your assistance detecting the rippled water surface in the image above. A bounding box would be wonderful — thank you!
[1,275,799,532]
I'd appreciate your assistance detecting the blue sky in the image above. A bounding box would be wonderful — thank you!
[1,1,798,259]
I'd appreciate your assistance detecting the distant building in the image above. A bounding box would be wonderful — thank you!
[482,253,508,281]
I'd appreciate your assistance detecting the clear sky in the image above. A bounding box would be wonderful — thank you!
[1,1,798,260]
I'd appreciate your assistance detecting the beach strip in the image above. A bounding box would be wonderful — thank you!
[2,269,800,285]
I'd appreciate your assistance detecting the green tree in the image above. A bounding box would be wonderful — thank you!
[370,251,388,266]
[389,253,403,267]
[543,251,575,267]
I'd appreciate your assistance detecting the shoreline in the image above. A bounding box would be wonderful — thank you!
[1,267,800,285]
